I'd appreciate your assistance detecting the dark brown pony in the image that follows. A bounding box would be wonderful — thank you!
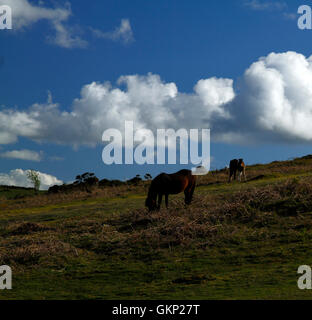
[145,169,196,211]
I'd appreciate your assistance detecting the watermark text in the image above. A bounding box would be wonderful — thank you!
[298,265,312,289]
[102,121,210,175]
[0,265,12,290]
[0,5,12,30]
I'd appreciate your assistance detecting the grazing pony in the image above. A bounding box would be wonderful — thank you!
[229,159,246,182]
[145,169,196,211]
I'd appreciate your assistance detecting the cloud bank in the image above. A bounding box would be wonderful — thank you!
[2,51,312,145]
[0,169,62,190]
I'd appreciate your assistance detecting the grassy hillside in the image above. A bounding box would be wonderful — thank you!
[0,186,43,200]
[1,156,312,299]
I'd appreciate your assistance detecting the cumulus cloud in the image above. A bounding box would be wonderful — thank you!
[223,51,312,143]
[194,78,234,118]
[0,108,41,144]
[2,51,312,145]
[0,169,62,190]
[0,149,42,161]
[0,73,234,146]
[91,19,134,44]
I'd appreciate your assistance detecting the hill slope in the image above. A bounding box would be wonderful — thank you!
[1,156,312,299]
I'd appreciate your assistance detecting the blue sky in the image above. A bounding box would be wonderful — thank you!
[1,0,312,187]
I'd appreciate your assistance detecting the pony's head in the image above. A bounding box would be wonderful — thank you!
[145,187,157,211]
[145,195,157,211]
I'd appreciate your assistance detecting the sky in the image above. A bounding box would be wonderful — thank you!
[1,0,312,188]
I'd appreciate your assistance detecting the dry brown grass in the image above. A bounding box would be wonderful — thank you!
[7,222,48,236]
[65,177,312,256]
[0,230,78,269]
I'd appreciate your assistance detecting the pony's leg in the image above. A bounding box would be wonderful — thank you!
[187,184,195,204]
[229,169,234,183]
[184,190,189,205]
[185,187,194,205]
[157,194,163,210]
[165,194,169,209]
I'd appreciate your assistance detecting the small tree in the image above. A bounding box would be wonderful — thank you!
[27,170,41,191]
[144,173,152,180]
[74,172,95,185]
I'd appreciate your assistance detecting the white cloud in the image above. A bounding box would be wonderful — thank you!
[194,78,234,117]
[0,1,134,48]
[0,149,42,161]
[49,19,88,49]
[244,0,287,11]
[0,73,233,146]
[0,169,62,190]
[0,108,41,144]
[91,19,134,44]
[231,51,312,142]
[0,0,70,29]
[283,12,297,21]
[244,0,296,20]
[3,51,312,145]
[0,0,86,48]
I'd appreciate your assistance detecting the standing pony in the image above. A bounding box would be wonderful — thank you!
[145,169,196,211]
[228,158,246,182]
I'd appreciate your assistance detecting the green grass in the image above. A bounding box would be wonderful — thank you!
[1,157,312,299]
[0,185,43,200]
